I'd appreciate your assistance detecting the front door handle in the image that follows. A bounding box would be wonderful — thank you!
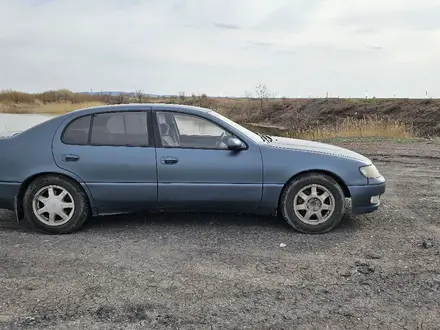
[161,156,179,165]
[62,154,80,162]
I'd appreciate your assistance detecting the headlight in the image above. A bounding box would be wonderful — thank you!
[359,164,382,178]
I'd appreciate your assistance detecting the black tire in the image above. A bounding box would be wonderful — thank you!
[280,173,346,234]
[23,175,90,234]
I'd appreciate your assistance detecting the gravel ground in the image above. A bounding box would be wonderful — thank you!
[1,140,439,330]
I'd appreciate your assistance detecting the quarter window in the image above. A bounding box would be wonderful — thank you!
[62,115,92,145]
[90,112,149,147]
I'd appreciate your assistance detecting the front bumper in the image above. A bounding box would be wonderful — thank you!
[348,178,386,214]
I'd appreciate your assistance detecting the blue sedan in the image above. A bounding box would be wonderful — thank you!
[0,104,385,234]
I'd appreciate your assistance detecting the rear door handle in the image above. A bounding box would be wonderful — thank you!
[62,154,80,162]
[160,156,179,165]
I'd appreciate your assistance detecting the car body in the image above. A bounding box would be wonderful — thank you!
[0,103,386,234]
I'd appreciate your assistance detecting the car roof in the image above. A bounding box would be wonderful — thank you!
[69,103,213,117]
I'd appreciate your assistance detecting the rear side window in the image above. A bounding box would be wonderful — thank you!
[90,112,149,147]
[62,115,91,145]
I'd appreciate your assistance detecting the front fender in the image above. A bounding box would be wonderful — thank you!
[262,147,368,186]
[258,147,368,214]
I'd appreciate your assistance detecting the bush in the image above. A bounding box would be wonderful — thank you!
[0,89,121,106]
[0,90,36,104]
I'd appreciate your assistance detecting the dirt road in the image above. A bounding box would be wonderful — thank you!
[1,140,439,330]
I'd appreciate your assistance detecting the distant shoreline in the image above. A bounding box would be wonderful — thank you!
[1,89,439,139]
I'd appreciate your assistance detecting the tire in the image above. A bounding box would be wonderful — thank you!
[23,175,90,234]
[280,173,346,234]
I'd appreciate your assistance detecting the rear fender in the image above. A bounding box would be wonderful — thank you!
[14,169,97,222]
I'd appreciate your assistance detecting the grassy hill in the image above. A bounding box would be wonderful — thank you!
[1,89,439,139]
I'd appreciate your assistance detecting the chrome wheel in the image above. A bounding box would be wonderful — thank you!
[32,185,75,226]
[293,184,335,225]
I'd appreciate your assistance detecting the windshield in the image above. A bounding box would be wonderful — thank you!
[208,110,267,143]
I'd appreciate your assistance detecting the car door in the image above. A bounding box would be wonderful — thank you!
[52,110,157,214]
[153,110,263,211]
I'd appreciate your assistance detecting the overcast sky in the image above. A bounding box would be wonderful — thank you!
[1,0,440,97]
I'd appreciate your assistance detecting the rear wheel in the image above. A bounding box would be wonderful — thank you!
[280,173,346,234]
[23,175,90,234]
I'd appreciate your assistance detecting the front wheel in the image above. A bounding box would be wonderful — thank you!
[23,175,90,234]
[280,173,346,234]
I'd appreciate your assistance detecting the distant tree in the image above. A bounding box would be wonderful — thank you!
[116,93,125,104]
[179,92,185,101]
[244,90,253,101]
[255,83,270,109]
[135,89,144,103]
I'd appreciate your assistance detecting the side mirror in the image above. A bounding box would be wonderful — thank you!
[227,137,244,150]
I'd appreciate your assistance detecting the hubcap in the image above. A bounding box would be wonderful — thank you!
[293,184,335,225]
[32,185,75,226]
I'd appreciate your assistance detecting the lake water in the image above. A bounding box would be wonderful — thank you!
[0,113,222,136]
[0,112,278,137]
[0,113,54,135]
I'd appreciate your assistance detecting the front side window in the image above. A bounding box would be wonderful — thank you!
[62,115,92,145]
[156,111,234,149]
[208,110,263,143]
[90,112,149,147]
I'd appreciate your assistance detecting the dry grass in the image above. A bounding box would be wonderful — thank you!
[0,89,423,139]
[287,116,414,140]
[0,101,105,114]
[1,103,415,140]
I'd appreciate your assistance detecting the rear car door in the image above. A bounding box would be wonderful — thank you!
[52,110,157,214]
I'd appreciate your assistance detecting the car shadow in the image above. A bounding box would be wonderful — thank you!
[82,211,289,230]
[0,209,358,235]
[82,210,359,234]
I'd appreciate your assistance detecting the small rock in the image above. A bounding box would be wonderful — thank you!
[366,251,383,260]
[422,239,433,249]
[355,261,375,275]
[340,270,352,278]
[279,243,287,248]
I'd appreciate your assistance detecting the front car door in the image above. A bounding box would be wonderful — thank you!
[153,109,263,211]
[52,109,157,215]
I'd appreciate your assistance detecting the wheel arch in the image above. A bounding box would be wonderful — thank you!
[277,169,351,210]
[15,172,95,221]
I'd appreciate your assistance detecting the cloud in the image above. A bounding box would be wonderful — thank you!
[246,41,273,47]
[367,45,384,51]
[335,3,440,31]
[213,23,241,30]
[0,0,439,97]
